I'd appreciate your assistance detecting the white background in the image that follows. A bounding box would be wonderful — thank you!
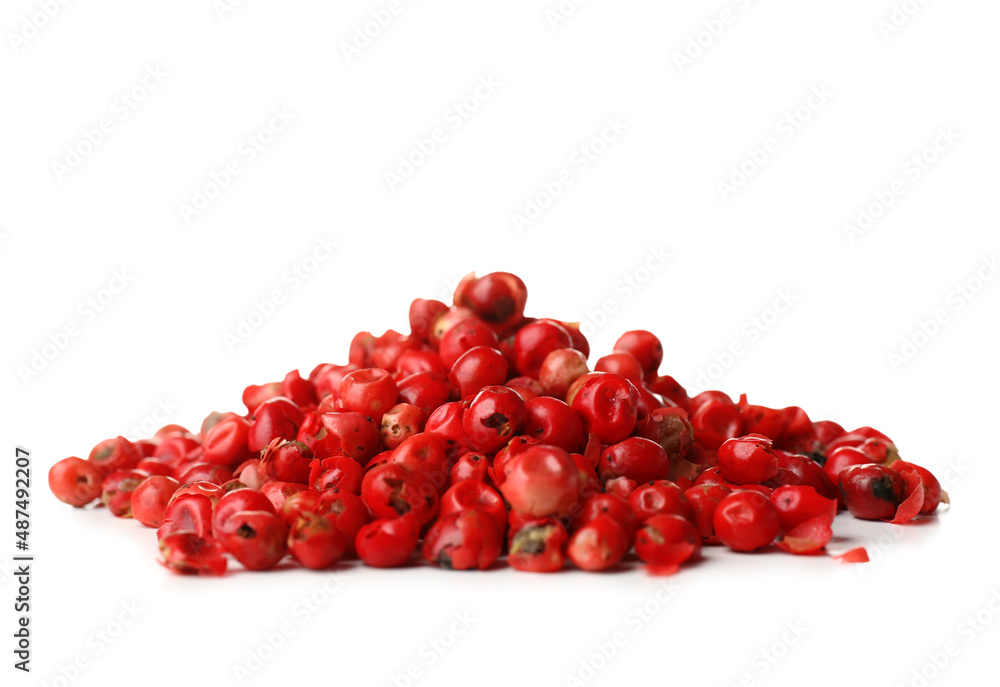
[2,1,998,686]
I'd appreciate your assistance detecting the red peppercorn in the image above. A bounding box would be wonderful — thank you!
[312,363,359,402]
[629,480,692,524]
[599,437,671,484]
[158,533,227,576]
[355,515,420,568]
[361,462,439,525]
[424,402,471,460]
[429,307,477,348]
[439,480,508,535]
[490,436,541,487]
[380,403,427,450]
[576,493,638,543]
[88,436,141,478]
[311,455,364,494]
[248,397,305,453]
[295,412,340,460]
[320,411,381,462]
[242,382,283,413]
[567,515,628,571]
[524,397,585,453]
[499,444,581,518]
[279,489,323,524]
[890,460,942,514]
[409,298,450,341]
[684,483,733,541]
[133,440,159,459]
[713,491,780,552]
[395,371,454,415]
[130,475,180,527]
[538,348,589,399]
[389,432,451,495]
[438,318,500,369]
[157,493,214,540]
[259,439,314,484]
[462,385,526,454]
[571,373,639,444]
[613,330,663,377]
[634,407,694,463]
[315,490,370,552]
[259,480,308,513]
[838,464,904,520]
[202,415,253,469]
[450,451,490,485]
[101,470,148,518]
[452,272,528,330]
[824,446,871,482]
[775,515,834,556]
[513,320,573,378]
[49,457,103,508]
[690,394,741,451]
[635,514,701,567]
[175,462,234,486]
[769,485,837,534]
[449,346,508,399]
[773,451,838,502]
[338,368,399,420]
[855,436,899,464]
[220,510,288,571]
[287,512,347,569]
[595,350,645,383]
[396,349,448,378]
[507,518,569,573]
[213,488,277,536]
[717,434,779,485]
[421,508,503,570]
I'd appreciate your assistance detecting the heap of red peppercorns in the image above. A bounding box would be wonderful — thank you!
[48,272,946,575]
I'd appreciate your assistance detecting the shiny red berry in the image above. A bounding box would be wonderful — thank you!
[571,373,639,444]
[338,368,398,420]
[288,512,347,569]
[567,515,628,571]
[513,320,573,378]
[613,330,663,376]
[635,514,700,567]
[769,485,837,534]
[499,444,581,518]
[159,533,227,576]
[100,470,148,518]
[130,475,180,527]
[717,435,779,485]
[220,510,288,571]
[713,491,780,552]
[890,460,942,514]
[629,480,692,523]
[524,397,585,453]
[599,436,671,484]
[355,515,420,568]
[462,385,526,454]
[507,518,569,573]
[421,508,503,570]
[49,457,103,508]
[838,464,904,520]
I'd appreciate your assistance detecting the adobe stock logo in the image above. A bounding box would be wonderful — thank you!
[887,255,997,371]
[17,269,135,386]
[7,0,72,53]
